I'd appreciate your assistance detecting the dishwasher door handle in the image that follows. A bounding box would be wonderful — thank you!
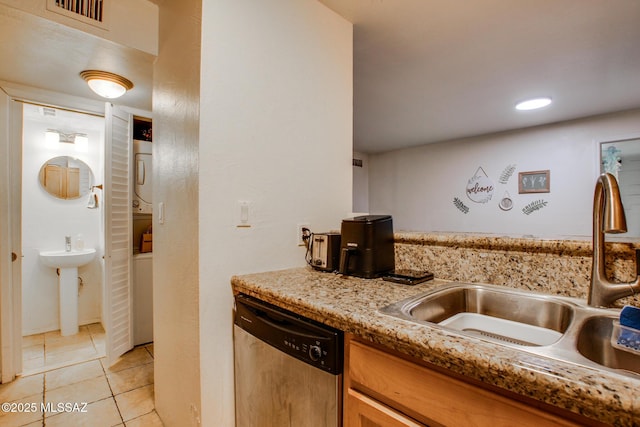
[251,308,324,340]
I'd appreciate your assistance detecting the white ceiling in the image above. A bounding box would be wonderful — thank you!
[0,5,154,112]
[319,0,640,153]
[3,2,640,154]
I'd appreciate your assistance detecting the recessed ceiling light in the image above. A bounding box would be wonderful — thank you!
[80,70,134,99]
[515,97,552,111]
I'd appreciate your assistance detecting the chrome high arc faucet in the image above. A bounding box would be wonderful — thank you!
[589,173,640,307]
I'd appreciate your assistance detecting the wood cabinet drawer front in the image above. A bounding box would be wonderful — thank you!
[348,340,579,427]
[346,388,426,427]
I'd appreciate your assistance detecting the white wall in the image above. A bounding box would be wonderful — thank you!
[353,151,369,213]
[369,109,640,238]
[21,104,104,335]
[198,0,352,426]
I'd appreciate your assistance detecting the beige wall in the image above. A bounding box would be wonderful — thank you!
[0,88,23,382]
[153,0,352,425]
[152,0,202,425]
[198,0,352,425]
[353,151,370,213]
[0,0,158,55]
[0,88,11,382]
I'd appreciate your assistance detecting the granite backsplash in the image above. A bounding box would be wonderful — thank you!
[394,232,640,307]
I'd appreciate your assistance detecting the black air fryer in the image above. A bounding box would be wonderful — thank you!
[339,215,395,279]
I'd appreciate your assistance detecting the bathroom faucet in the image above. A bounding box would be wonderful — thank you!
[65,236,72,252]
[589,173,640,307]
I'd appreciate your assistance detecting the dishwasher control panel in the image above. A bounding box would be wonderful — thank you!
[234,294,343,374]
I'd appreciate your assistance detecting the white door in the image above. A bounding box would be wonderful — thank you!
[0,91,23,382]
[104,103,133,365]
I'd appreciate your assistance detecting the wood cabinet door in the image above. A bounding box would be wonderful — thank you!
[66,167,80,198]
[345,388,426,427]
[43,164,64,198]
[347,338,584,427]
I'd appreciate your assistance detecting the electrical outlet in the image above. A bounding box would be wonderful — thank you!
[296,223,310,246]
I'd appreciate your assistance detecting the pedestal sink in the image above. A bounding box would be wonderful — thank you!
[39,248,96,336]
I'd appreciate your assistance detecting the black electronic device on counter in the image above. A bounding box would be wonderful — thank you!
[339,215,395,279]
[382,269,434,285]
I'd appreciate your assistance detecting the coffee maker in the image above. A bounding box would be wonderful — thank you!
[338,215,395,279]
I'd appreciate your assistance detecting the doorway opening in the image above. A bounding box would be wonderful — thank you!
[21,103,106,374]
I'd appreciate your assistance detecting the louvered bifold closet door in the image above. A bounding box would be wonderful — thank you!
[104,103,133,366]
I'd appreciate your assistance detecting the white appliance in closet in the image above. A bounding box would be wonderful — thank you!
[132,138,153,345]
[133,252,153,345]
[133,139,152,214]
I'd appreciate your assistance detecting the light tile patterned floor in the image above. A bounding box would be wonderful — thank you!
[22,323,106,376]
[0,324,161,426]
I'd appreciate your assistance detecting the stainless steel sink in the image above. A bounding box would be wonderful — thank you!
[576,316,640,376]
[381,283,575,346]
[380,282,640,378]
[404,284,573,332]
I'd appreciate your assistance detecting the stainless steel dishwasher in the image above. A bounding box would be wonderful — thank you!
[233,294,343,427]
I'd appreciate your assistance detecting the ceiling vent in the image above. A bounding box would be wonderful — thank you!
[42,107,57,117]
[46,0,109,29]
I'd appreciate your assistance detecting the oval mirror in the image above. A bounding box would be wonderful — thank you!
[38,156,94,200]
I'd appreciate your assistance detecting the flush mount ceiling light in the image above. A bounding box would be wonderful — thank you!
[80,70,134,99]
[515,97,552,111]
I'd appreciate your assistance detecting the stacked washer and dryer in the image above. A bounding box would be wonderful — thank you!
[132,137,153,345]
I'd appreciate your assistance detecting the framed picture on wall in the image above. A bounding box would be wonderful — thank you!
[518,170,550,194]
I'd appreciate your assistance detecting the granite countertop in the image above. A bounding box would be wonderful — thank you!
[231,267,640,426]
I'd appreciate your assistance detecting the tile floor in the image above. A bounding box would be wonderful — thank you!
[0,324,162,426]
[22,324,106,376]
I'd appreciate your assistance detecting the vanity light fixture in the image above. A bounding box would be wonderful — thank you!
[80,70,134,99]
[45,129,61,146]
[45,129,88,144]
[515,97,552,111]
[74,134,89,153]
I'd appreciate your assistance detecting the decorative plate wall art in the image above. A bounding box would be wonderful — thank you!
[499,191,513,211]
[466,167,494,204]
